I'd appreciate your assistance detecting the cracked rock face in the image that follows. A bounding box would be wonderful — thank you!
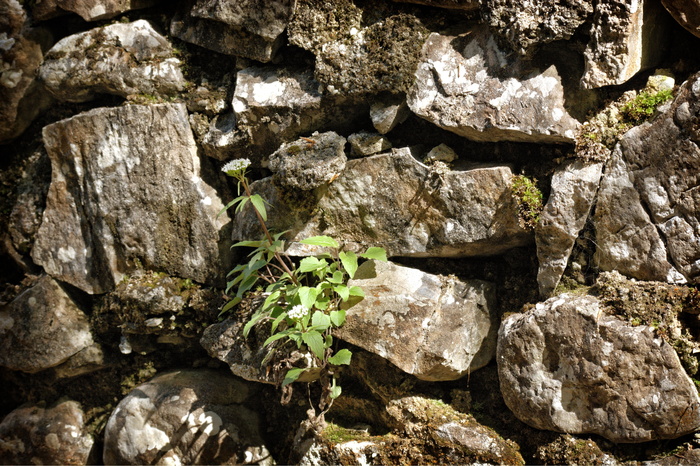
[594,72,700,283]
[408,27,579,144]
[498,293,700,443]
[661,0,700,38]
[32,0,160,21]
[338,260,497,381]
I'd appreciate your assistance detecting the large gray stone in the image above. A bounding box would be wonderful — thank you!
[32,103,229,294]
[661,0,700,38]
[338,260,497,381]
[594,73,700,283]
[0,275,95,373]
[498,293,700,443]
[39,20,185,103]
[32,0,160,21]
[232,148,532,258]
[408,28,579,144]
[170,0,292,61]
[536,160,603,297]
[103,369,273,465]
[0,400,94,465]
[391,0,478,9]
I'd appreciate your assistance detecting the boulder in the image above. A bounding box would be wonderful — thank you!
[0,275,95,373]
[39,20,185,103]
[170,0,293,62]
[0,400,94,465]
[581,0,671,89]
[498,293,700,443]
[32,103,229,294]
[32,0,160,21]
[536,160,603,297]
[232,148,532,258]
[338,260,498,381]
[594,73,700,283]
[408,28,579,144]
[661,0,700,38]
[0,0,52,143]
[103,369,273,465]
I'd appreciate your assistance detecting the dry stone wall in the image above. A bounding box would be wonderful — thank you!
[2,0,700,464]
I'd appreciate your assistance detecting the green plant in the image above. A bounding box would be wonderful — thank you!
[621,89,673,125]
[220,158,387,426]
[511,175,544,229]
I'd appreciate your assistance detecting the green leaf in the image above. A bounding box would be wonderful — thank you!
[302,331,326,360]
[299,236,339,248]
[334,284,350,302]
[330,309,346,327]
[328,348,352,366]
[298,257,327,273]
[311,311,331,331]
[271,311,287,334]
[218,196,244,218]
[232,239,266,248]
[348,286,365,297]
[360,247,388,261]
[339,251,358,279]
[235,196,249,213]
[330,384,342,399]
[219,296,241,317]
[298,287,319,309]
[262,290,282,311]
[264,330,292,347]
[282,368,306,387]
[327,270,345,284]
[250,194,267,221]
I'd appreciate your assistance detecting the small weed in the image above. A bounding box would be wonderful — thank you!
[511,175,543,230]
[621,89,673,125]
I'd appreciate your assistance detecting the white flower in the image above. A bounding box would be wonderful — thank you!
[222,158,251,175]
[287,304,309,320]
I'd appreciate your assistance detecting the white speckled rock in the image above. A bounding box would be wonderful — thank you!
[32,0,160,21]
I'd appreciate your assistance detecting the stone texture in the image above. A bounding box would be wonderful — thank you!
[338,260,497,381]
[32,0,160,21]
[268,132,347,190]
[536,159,603,298]
[0,400,94,465]
[370,96,411,134]
[581,0,670,89]
[498,293,700,443]
[481,0,594,57]
[392,0,479,9]
[594,73,700,283]
[347,131,392,158]
[39,20,185,103]
[662,0,700,38]
[232,148,532,258]
[0,275,95,373]
[170,0,292,62]
[0,0,52,143]
[103,369,273,465]
[32,103,229,295]
[408,28,579,144]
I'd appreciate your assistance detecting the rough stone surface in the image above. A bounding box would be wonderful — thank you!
[268,132,347,190]
[39,20,185,103]
[32,103,229,294]
[392,0,479,9]
[536,159,603,297]
[662,0,700,38]
[347,131,392,158]
[32,0,159,21]
[170,0,292,61]
[0,275,95,373]
[594,73,700,283]
[103,369,273,465]
[338,260,497,381]
[370,96,411,134]
[0,400,94,465]
[498,293,700,443]
[0,0,52,143]
[581,0,670,89]
[481,0,594,57]
[408,28,579,143]
[232,148,532,258]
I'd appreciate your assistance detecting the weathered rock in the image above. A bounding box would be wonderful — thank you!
[337,260,497,381]
[32,103,229,294]
[170,0,292,62]
[581,0,670,89]
[392,0,479,10]
[408,28,579,143]
[32,0,160,21]
[0,0,52,143]
[424,143,457,164]
[232,148,532,257]
[269,132,347,190]
[103,369,273,465]
[0,275,95,373]
[536,159,603,297]
[480,0,594,57]
[662,0,700,38]
[498,293,700,443]
[347,131,392,158]
[0,400,94,465]
[39,20,185,103]
[594,73,700,283]
[370,95,411,134]
[289,1,428,95]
